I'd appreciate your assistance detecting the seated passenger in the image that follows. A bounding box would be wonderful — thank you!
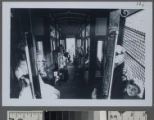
[56,47,68,84]
[15,48,60,99]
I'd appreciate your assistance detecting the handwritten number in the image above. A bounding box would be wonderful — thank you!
[137,1,144,7]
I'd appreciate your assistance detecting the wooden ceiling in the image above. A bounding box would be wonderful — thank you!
[13,9,137,37]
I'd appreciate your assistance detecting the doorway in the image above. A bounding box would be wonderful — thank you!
[66,37,76,62]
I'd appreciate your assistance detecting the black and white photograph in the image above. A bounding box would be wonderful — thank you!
[2,2,152,106]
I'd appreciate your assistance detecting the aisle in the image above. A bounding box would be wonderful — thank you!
[55,64,92,99]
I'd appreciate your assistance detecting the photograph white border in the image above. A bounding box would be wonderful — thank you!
[2,1,153,106]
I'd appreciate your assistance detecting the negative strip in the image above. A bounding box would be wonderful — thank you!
[2,2,152,106]
[7,111,147,120]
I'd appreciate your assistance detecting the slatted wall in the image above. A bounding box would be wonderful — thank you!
[123,26,145,83]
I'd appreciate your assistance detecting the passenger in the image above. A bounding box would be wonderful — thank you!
[56,45,68,84]
[114,45,126,68]
[74,47,85,78]
[15,43,60,99]
[84,46,90,69]
[75,47,82,66]
[123,78,144,99]
[64,51,71,63]
[111,45,144,99]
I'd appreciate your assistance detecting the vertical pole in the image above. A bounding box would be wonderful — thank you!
[89,15,97,85]
[84,25,87,55]
[24,32,35,99]
[28,10,42,98]
[108,31,119,99]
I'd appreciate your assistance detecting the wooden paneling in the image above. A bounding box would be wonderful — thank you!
[101,10,121,98]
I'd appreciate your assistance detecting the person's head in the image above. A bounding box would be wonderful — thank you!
[125,80,141,97]
[18,75,30,91]
[64,52,68,57]
[114,45,126,67]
